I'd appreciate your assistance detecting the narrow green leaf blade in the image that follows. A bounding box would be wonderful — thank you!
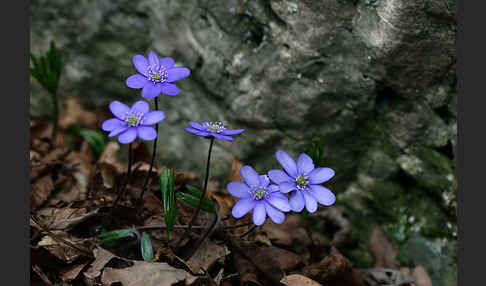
[160,168,178,243]
[140,232,154,262]
[99,229,135,245]
[177,187,216,213]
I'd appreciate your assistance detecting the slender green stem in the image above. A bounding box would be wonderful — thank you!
[137,97,159,213]
[112,143,133,209]
[176,137,215,250]
[50,91,59,142]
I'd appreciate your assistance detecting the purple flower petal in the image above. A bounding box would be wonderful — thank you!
[232,198,256,219]
[253,202,266,226]
[118,127,137,144]
[227,182,251,199]
[268,184,279,193]
[302,191,318,213]
[167,67,190,82]
[308,185,336,206]
[308,167,335,184]
[102,118,123,131]
[264,202,285,224]
[159,57,175,69]
[133,55,148,75]
[259,175,270,187]
[279,181,296,193]
[137,126,157,141]
[266,194,290,212]
[289,190,305,212]
[126,74,148,89]
[109,126,129,137]
[241,165,260,187]
[268,169,293,184]
[143,111,165,125]
[184,128,209,137]
[212,133,234,141]
[148,51,158,68]
[188,121,205,131]
[109,101,130,119]
[160,83,179,96]
[142,82,163,98]
[222,129,245,136]
[276,150,298,178]
[130,100,150,114]
[297,153,314,175]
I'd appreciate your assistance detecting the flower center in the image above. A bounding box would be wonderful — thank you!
[250,186,268,200]
[204,121,226,133]
[123,112,144,127]
[295,175,309,191]
[146,65,168,83]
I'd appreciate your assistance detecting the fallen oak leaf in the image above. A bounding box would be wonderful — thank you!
[30,175,55,211]
[281,274,323,286]
[186,239,230,274]
[102,260,196,286]
[60,262,88,283]
[36,207,99,230]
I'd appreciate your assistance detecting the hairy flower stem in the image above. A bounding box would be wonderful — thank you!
[137,97,160,214]
[50,91,59,143]
[112,143,133,209]
[176,137,215,251]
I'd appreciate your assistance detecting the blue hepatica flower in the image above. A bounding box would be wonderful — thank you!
[228,166,291,226]
[268,150,336,213]
[184,120,245,141]
[101,100,165,144]
[126,51,190,98]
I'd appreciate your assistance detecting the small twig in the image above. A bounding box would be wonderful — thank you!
[134,224,206,231]
[32,265,53,286]
[176,137,215,250]
[50,91,59,143]
[223,222,253,230]
[31,215,93,257]
[184,211,220,260]
[112,143,133,209]
[240,225,257,239]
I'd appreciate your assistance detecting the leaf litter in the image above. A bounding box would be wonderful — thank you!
[30,107,435,286]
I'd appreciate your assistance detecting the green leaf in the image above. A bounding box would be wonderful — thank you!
[140,232,154,262]
[29,40,62,95]
[161,168,178,243]
[99,229,135,245]
[177,185,216,213]
[305,136,326,167]
[77,128,109,157]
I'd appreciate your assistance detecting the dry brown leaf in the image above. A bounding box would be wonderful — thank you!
[36,207,99,230]
[58,97,97,130]
[370,227,398,269]
[63,152,94,201]
[301,247,364,286]
[281,274,323,286]
[31,175,55,211]
[186,239,230,274]
[229,157,244,182]
[99,142,124,173]
[102,260,196,286]
[37,232,92,263]
[412,266,433,286]
[84,247,116,280]
[60,263,88,282]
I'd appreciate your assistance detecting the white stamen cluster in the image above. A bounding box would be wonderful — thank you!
[295,175,309,191]
[204,121,226,133]
[249,185,269,200]
[146,65,168,84]
[123,111,144,127]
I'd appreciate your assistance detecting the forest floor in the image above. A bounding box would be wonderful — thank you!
[30,98,434,286]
